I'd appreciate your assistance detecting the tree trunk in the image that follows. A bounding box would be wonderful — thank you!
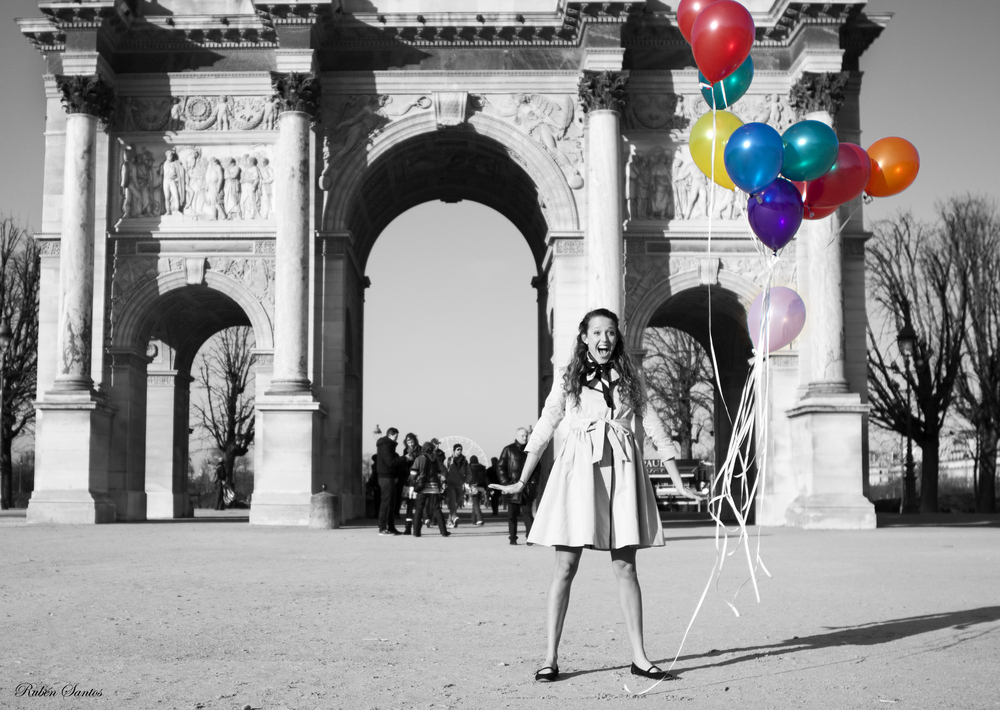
[976,428,997,513]
[919,437,940,513]
[0,419,11,509]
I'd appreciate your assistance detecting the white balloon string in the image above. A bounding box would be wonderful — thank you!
[627,79,777,698]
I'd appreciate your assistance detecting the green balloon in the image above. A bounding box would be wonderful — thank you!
[699,56,754,110]
[781,120,839,182]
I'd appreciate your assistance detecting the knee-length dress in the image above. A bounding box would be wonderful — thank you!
[525,373,679,550]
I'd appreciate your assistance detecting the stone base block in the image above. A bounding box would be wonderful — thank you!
[28,392,116,525]
[251,397,324,526]
[785,493,877,529]
[147,492,191,519]
[782,391,875,529]
[27,490,116,524]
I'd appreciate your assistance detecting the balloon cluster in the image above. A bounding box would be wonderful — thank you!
[677,0,920,351]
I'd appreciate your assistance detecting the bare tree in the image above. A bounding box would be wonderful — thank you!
[642,326,715,459]
[866,211,968,513]
[0,217,40,509]
[942,195,1000,513]
[192,327,255,484]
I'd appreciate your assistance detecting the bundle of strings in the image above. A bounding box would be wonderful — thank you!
[625,79,781,697]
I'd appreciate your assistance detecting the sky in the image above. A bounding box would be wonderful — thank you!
[1,0,997,460]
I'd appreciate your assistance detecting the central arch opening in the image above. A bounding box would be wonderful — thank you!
[363,200,539,465]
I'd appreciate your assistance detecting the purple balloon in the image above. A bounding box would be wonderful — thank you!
[747,286,806,352]
[747,177,803,252]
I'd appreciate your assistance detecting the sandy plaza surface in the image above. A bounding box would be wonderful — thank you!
[1,509,998,710]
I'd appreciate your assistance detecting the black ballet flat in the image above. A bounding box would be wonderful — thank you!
[534,665,559,682]
[630,663,675,680]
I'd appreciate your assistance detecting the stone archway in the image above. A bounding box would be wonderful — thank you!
[104,269,274,520]
[310,112,584,520]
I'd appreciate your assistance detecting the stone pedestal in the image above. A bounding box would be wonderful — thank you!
[28,395,116,524]
[585,109,624,316]
[145,371,192,519]
[785,393,875,529]
[250,397,324,526]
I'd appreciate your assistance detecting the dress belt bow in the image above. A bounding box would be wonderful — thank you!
[570,417,633,465]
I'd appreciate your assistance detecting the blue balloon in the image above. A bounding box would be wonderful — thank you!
[700,55,754,110]
[781,120,839,182]
[723,122,785,195]
[747,177,803,252]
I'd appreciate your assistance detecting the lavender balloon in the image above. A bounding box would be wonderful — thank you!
[747,286,806,353]
[747,177,803,252]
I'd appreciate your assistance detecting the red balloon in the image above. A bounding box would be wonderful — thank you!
[677,0,722,45]
[691,0,756,85]
[802,204,838,220]
[801,143,871,209]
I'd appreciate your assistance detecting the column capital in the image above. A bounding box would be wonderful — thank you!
[54,74,115,124]
[270,71,321,119]
[789,71,850,120]
[578,70,629,115]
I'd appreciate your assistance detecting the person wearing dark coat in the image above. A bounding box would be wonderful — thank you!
[213,457,230,511]
[445,444,470,528]
[467,455,488,525]
[375,427,402,535]
[497,427,536,545]
[412,442,450,537]
[399,433,421,535]
[486,456,501,516]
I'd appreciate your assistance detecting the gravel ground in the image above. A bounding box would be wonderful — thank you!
[1,510,998,710]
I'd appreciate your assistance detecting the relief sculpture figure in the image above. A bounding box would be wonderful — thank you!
[240,157,261,220]
[120,145,138,219]
[223,158,241,219]
[259,158,274,218]
[162,149,186,215]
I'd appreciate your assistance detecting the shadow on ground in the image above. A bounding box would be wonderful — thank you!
[676,605,1000,672]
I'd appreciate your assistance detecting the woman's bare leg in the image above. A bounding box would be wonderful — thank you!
[611,546,654,668]
[544,546,583,668]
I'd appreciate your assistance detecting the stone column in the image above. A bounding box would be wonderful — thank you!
[29,75,117,525]
[269,72,319,394]
[252,73,324,526]
[783,72,874,529]
[580,70,628,317]
[52,77,113,391]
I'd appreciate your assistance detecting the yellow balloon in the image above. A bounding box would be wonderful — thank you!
[689,110,744,190]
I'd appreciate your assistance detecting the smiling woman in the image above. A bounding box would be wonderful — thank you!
[362,201,539,460]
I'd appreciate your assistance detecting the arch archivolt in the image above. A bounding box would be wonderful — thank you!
[110,265,274,354]
[626,263,762,352]
[321,107,581,238]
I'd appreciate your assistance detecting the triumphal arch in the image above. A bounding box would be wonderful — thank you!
[19,0,886,528]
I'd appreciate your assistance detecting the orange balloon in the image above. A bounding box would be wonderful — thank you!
[865,137,919,198]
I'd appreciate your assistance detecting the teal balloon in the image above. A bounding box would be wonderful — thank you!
[723,122,784,195]
[699,55,754,110]
[781,120,839,182]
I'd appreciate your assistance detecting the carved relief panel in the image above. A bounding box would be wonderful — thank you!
[114,142,276,227]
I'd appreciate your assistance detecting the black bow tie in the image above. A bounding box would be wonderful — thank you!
[583,353,616,409]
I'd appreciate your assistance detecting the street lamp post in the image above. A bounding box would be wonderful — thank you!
[372,424,382,445]
[896,323,919,514]
[0,317,12,509]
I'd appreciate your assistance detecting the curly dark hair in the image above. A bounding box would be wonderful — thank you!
[561,308,645,412]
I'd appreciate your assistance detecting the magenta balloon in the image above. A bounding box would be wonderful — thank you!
[746,286,807,352]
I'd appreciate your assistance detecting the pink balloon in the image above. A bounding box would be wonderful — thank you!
[747,287,806,352]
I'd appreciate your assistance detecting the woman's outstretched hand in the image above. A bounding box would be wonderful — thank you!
[488,481,526,495]
[677,485,707,501]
